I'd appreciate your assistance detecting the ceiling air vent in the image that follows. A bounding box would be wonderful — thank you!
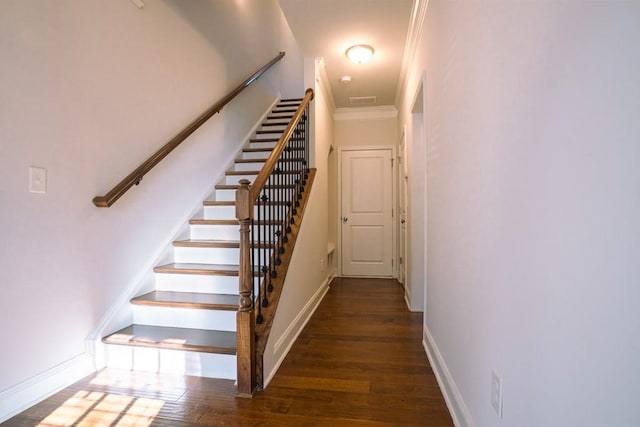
[349,96,377,106]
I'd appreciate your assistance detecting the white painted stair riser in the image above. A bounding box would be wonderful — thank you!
[234,161,266,172]
[190,223,280,240]
[174,246,268,265]
[241,151,270,160]
[104,345,236,380]
[155,273,239,295]
[249,140,278,150]
[133,305,236,332]
[226,173,259,185]
[204,204,264,220]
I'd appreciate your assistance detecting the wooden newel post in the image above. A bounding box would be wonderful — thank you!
[236,179,256,397]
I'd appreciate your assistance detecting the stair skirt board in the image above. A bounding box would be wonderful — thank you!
[105,344,236,380]
[94,97,304,383]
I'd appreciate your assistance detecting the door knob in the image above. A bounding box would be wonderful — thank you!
[401,219,406,224]
[342,216,348,223]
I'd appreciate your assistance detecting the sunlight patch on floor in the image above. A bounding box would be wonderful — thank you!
[37,390,164,427]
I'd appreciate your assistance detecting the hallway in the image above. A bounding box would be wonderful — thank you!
[4,278,452,426]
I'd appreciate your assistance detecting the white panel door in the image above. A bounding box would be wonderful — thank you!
[341,149,393,276]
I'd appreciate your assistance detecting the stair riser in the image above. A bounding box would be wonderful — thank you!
[225,173,258,185]
[215,189,236,202]
[133,305,236,331]
[155,273,239,294]
[174,246,269,265]
[241,151,270,161]
[190,224,281,240]
[234,161,266,172]
[250,141,278,150]
[204,205,266,219]
[104,345,236,380]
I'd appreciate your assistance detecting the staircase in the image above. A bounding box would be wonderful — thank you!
[102,98,304,381]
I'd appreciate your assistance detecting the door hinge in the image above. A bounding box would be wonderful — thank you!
[391,158,394,167]
[400,256,403,265]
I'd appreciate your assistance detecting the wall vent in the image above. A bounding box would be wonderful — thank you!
[349,96,377,106]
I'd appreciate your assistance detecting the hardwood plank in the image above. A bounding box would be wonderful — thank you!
[131,291,238,310]
[153,263,240,276]
[6,278,452,426]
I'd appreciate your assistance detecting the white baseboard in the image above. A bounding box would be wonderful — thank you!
[263,279,330,387]
[423,328,475,427]
[0,353,94,423]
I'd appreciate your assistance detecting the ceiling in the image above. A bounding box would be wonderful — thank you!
[278,0,414,109]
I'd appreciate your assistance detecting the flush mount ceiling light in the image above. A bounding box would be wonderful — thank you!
[345,44,374,64]
[340,75,352,84]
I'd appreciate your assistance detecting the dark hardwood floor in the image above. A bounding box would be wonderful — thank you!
[3,277,453,426]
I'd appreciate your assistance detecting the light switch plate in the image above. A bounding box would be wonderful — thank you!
[29,167,47,194]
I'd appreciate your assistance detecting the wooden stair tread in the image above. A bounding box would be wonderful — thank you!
[249,137,279,142]
[226,170,260,175]
[215,183,296,190]
[173,239,274,248]
[189,219,281,226]
[103,324,236,354]
[256,130,283,134]
[262,122,289,126]
[235,158,302,164]
[267,114,294,120]
[203,200,235,206]
[132,291,238,310]
[242,147,303,153]
[154,263,240,276]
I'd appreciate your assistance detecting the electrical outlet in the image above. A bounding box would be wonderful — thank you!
[491,370,503,418]
[29,167,47,194]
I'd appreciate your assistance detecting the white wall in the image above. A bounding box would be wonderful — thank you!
[398,1,640,426]
[334,108,397,148]
[0,0,303,419]
[263,58,334,384]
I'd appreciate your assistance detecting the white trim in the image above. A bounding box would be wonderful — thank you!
[263,280,330,388]
[0,353,94,423]
[333,105,398,121]
[317,59,337,112]
[337,146,396,278]
[423,328,475,427]
[395,0,429,106]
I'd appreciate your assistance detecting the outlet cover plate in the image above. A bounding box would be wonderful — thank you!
[29,167,47,194]
[491,370,503,418]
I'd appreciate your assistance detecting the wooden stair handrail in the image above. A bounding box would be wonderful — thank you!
[93,51,286,208]
[247,88,314,206]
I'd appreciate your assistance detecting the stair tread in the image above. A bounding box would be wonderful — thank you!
[174,239,274,247]
[103,324,236,354]
[189,218,281,225]
[226,170,260,175]
[235,158,302,164]
[203,200,235,206]
[242,147,303,153]
[132,291,238,310]
[267,114,294,120]
[154,263,240,276]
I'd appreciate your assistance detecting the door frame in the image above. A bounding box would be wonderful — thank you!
[397,129,408,284]
[337,145,396,278]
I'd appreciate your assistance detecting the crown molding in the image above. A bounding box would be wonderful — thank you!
[333,105,398,121]
[394,0,429,106]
